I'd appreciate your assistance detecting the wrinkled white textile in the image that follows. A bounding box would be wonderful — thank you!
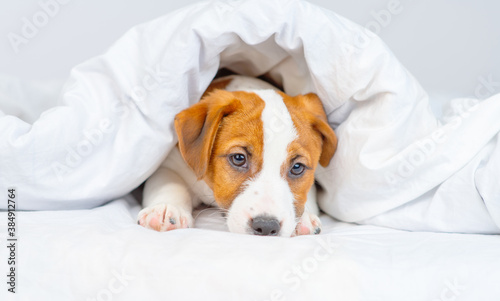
[0,0,499,234]
[1,198,499,301]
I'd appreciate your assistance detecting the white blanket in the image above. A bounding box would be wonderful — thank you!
[1,0,499,234]
[1,198,499,300]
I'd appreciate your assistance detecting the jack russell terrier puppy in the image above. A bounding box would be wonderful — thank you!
[138,75,337,237]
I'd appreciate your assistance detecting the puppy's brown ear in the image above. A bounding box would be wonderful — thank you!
[174,90,241,179]
[302,93,338,167]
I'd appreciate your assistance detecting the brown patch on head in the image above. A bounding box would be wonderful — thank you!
[279,92,338,216]
[175,90,241,179]
[175,89,265,209]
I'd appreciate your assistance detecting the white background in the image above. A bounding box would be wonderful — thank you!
[0,0,499,102]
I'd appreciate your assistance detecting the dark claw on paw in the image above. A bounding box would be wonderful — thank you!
[169,218,176,225]
[314,227,321,235]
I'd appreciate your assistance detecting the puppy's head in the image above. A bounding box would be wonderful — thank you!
[175,89,337,237]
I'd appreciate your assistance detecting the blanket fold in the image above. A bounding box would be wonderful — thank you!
[1,0,499,233]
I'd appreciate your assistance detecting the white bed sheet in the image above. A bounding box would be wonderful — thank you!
[1,197,499,301]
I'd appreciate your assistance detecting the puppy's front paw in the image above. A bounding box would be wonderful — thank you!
[137,204,193,232]
[294,212,322,236]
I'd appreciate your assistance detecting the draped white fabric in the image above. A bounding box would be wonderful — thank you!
[1,0,499,234]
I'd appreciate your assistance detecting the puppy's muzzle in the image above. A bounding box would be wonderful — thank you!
[250,215,281,236]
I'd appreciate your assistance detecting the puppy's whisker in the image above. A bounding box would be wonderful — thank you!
[208,211,227,218]
[193,207,220,220]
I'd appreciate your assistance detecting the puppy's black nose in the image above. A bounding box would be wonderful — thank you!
[251,215,281,236]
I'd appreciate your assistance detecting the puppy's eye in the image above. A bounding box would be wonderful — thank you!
[229,153,247,168]
[289,163,305,177]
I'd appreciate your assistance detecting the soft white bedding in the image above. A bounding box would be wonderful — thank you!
[1,0,500,299]
[1,197,499,300]
[1,0,499,233]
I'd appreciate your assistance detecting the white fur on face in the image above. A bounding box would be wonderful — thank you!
[226,89,298,237]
